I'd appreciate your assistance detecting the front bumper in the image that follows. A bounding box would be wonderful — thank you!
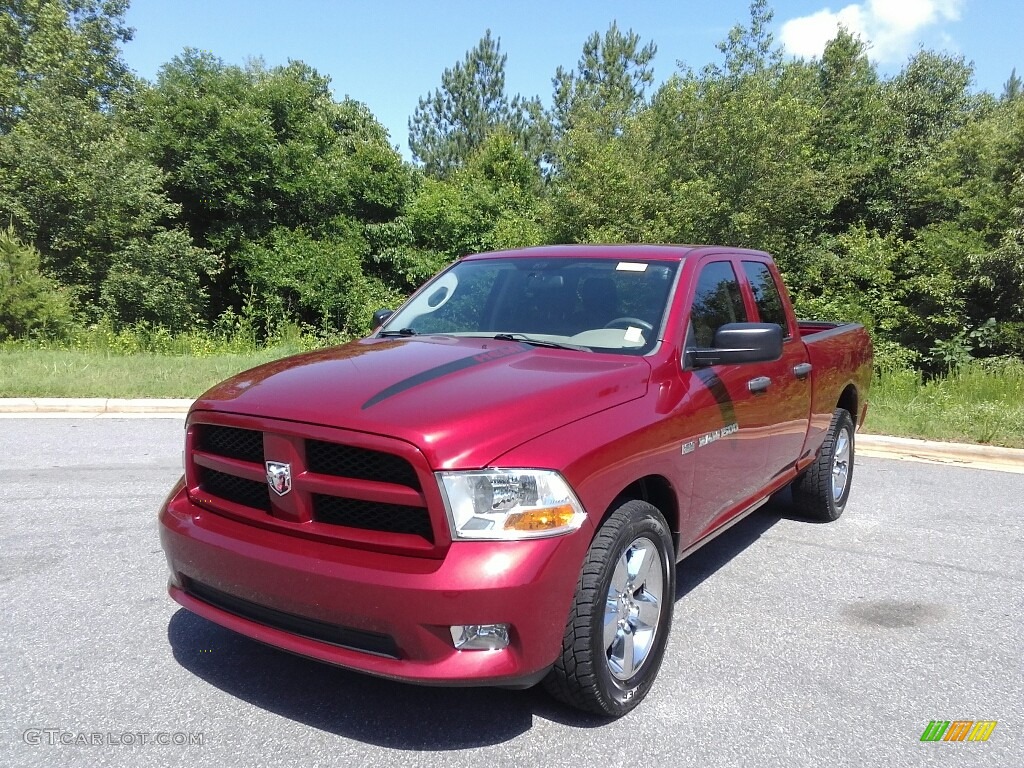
[159,478,592,687]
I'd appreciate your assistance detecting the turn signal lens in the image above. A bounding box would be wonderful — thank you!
[503,504,578,531]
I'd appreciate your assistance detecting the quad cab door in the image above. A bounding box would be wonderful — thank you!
[738,259,812,480]
[676,257,798,545]
[675,259,768,542]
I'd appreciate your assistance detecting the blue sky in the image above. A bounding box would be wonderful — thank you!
[121,0,1021,158]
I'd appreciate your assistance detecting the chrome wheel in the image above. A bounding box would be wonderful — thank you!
[831,427,851,502]
[544,500,674,716]
[603,536,665,680]
[792,408,854,522]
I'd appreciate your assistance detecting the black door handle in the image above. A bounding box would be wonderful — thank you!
[793,363,813,379]
[747,376,771,393]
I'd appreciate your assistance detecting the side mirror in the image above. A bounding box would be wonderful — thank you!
[690,322,783,367]
[372,309,394,330]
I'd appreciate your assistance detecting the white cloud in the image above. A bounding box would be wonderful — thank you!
[779,6,866,59]
[780,0,964,63]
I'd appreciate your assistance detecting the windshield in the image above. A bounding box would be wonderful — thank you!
[379,256,681,355]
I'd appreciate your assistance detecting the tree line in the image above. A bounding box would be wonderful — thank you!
[1,0,1022,370]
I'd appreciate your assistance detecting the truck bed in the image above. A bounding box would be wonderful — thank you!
[797,319,858,339]
[799,320,873,449]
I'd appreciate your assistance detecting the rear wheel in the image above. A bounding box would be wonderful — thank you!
[543,500,674,717]
[792,408,854,521]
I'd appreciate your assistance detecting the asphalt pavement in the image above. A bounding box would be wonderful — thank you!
[1,417,1021,768]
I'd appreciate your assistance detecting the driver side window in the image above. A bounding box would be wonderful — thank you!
[688,261,747,348]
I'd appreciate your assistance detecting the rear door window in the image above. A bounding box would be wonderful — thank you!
[741,261,789,337]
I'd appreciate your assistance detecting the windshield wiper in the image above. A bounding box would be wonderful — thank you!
[493,333,591,352]
[378,328,417,337]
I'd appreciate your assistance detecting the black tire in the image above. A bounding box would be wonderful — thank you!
[543,500,675,717]
[792,408,855,522]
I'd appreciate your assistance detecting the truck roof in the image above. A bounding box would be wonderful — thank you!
[461,244,772,262]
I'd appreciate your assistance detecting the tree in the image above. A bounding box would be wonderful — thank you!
[0,94,183,303]
[405,129,547,259]
[144,52,412,244]
[807,30,892,231]
[551,22,656,139]
[100,228,220,331]
[143,52,408,250]
[141,51,412,321]
[234,222,398,336]
[887,51,977,159]
[645,60,826,254]
[1001,68,1022,102]
[0,0,134,132]
[988,200,1024,356]
[0,0,221,329]
[712,0,781,80]
[547,108,680,245]
[909,97,1024,357]
[883,51,983,238]
[0,223,74,339]
[408,31,544,176]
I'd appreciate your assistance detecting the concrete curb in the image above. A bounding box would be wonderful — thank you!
[0,397,192,414]
[856,434,1024,474]
[1,398,1022,472]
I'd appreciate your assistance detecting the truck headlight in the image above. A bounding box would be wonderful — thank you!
[437,469,587,540]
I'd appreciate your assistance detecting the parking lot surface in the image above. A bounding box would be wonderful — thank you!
[1,418,1020,767]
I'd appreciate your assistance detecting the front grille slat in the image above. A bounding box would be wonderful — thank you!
[199,468,271,513]
[307,440,420,489]
[313,495,433,541]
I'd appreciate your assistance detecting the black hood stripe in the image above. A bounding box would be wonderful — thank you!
[361,343,528,410]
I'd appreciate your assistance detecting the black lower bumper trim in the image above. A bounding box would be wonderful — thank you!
[182,578,400,659]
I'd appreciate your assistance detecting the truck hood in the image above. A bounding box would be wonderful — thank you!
[193,336,651,468]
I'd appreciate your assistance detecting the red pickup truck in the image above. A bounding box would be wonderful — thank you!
[159,245,872,716]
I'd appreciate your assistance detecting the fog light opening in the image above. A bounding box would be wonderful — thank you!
[450,623,510,650]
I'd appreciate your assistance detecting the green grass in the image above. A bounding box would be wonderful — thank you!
[2,342,1022,448]
[865,360,1024,448]
[0,319,331,398]
[0,347,298,398]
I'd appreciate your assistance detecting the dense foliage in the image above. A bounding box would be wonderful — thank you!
[1,0,1022,370]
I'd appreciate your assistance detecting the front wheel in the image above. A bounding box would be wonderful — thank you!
[792,408,855,521]
[543,500,675,717]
